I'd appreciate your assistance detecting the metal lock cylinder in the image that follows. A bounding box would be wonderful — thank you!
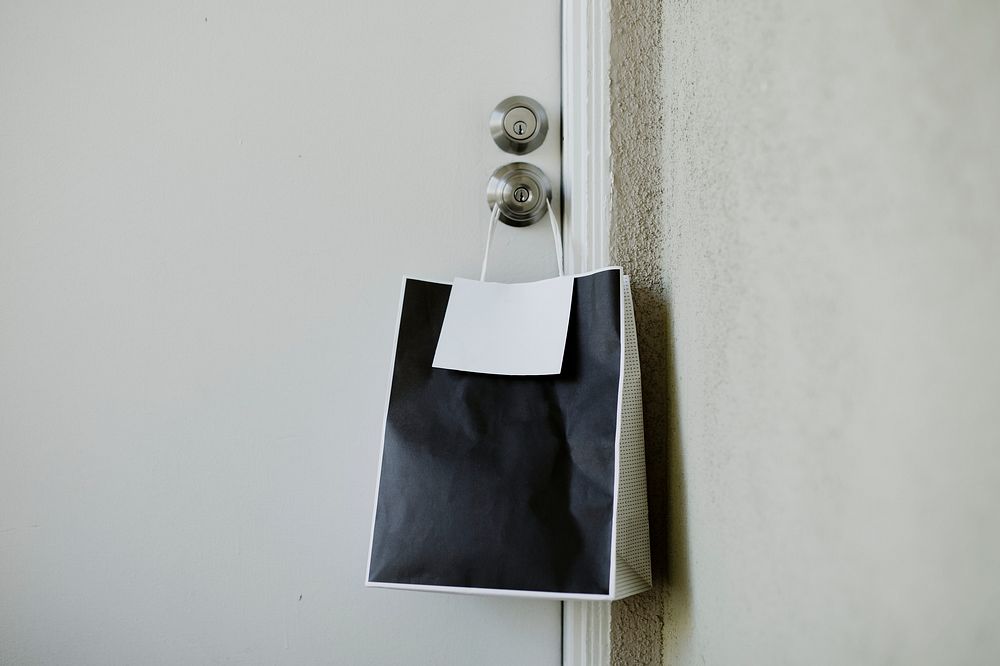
[490,96,548,155]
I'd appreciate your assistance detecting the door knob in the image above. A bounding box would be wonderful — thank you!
[490,96,548,155]
[486,162,552,227]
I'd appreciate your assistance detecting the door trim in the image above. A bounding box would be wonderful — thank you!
[561,0,613,664]
[561,0,611,275]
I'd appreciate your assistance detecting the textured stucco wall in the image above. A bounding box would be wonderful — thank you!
[610,1,1000,664]
[608,1,666,665]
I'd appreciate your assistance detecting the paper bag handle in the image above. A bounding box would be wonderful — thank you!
[480,199,564,282]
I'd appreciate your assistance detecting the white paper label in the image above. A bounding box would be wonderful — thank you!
[432,276,574,376]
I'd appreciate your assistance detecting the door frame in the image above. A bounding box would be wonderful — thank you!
[561,0,614,664]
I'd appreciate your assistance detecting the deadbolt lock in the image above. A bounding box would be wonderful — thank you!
[490,96,548,155]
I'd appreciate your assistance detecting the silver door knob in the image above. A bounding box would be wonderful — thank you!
[486,163,551,227]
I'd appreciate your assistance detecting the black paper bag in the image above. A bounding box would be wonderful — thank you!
[366,267,650,600]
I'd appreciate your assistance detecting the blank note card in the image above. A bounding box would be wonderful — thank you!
[432,276,574,376]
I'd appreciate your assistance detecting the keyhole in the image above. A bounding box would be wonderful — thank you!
[513,186,530,203]
[513,120,527,136]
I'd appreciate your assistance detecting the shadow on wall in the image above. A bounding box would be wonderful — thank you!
[643,286,690,604]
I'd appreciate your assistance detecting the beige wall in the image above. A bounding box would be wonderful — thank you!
[611,1,1000,664]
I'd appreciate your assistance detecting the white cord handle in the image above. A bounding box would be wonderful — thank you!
[480,200,564,281]
[546,199,565,277]
[480,203,502,281]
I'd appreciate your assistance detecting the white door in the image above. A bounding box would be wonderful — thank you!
[0,2,563,664]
